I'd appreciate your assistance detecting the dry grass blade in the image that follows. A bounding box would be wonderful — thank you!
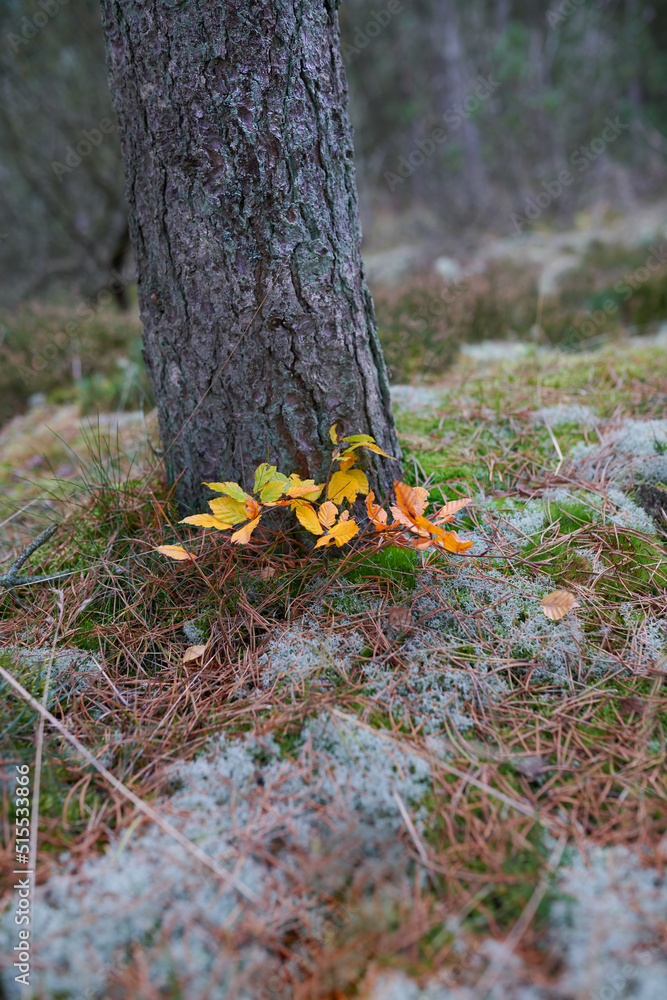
[474,833,568,997]
[0,661,259,903]
[28,589,65,899]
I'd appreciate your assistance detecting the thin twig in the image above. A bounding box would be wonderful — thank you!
[474,833,568,998]
[0,524,69,591]
[28,589,65,898]
[0,661,259,904]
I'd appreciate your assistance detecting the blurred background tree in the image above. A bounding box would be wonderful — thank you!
[1,0,667,417]
[0,0,128,308]
[1,0,666,303]
[340,0,667,247]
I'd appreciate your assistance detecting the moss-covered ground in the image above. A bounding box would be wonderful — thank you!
[1,335,667,998]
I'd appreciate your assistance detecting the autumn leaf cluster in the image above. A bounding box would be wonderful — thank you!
[159,425,473,558]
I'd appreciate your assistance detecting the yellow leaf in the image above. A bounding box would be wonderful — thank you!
[295,503,324,535]
[338,454,358,473]
[179,514,229,530]
[317,500,338,528]
[231,516,262,545]
[340,434,393,459]
[156,544,196,561]
[540,590,579,621]
[259,479,286,503]
[183,645,207,663]
[203,481,248,502]
[329,424,339,445]
[362,441,393,458]
[208,496,247,525]
[254,463,277,493]
[342,434,375,444]
[327,468,369,504]
[314,515,359,548]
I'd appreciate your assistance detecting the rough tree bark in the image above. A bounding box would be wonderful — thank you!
[99,0,401,511]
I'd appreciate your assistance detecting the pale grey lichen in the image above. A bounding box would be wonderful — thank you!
[0,716,431,1000]
[258,620,365,688]
[369,841,667,1000]
[572,418,667,485]
[531,403,599,428]
[2,645,98,705]
[182,620,208,646]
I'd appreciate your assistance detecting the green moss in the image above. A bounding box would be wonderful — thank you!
[345,546,420,590]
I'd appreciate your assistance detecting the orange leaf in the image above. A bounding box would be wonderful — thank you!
[285,476,324,501]
[391,481,429,527]
[439,531,474,554]
[540,590,579,621]
[179,514,229,530]
[366,491,390,531]
[231,516,262,545]
[413,514,446,539]
[432,497,473,523]
[244,497,262,520]
[156,544,196,561]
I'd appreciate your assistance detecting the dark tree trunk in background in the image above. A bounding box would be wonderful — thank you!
[99,0,401,511]
[441,4,488,216]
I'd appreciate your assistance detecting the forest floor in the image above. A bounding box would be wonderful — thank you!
[1,326,667,999]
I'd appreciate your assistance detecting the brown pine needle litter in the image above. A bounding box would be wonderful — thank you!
[2,342,667,997]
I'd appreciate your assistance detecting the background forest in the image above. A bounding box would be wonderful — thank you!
[1,0,667,299]
[2,0,667,419]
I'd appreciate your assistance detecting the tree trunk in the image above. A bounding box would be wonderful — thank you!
[99,0,401,512]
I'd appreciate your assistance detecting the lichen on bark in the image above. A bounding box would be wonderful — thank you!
[100,0,401,510]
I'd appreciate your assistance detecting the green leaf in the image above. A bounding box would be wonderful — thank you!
[203,481,248,502]
[260,479,286,503]
[254,463,277,493]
